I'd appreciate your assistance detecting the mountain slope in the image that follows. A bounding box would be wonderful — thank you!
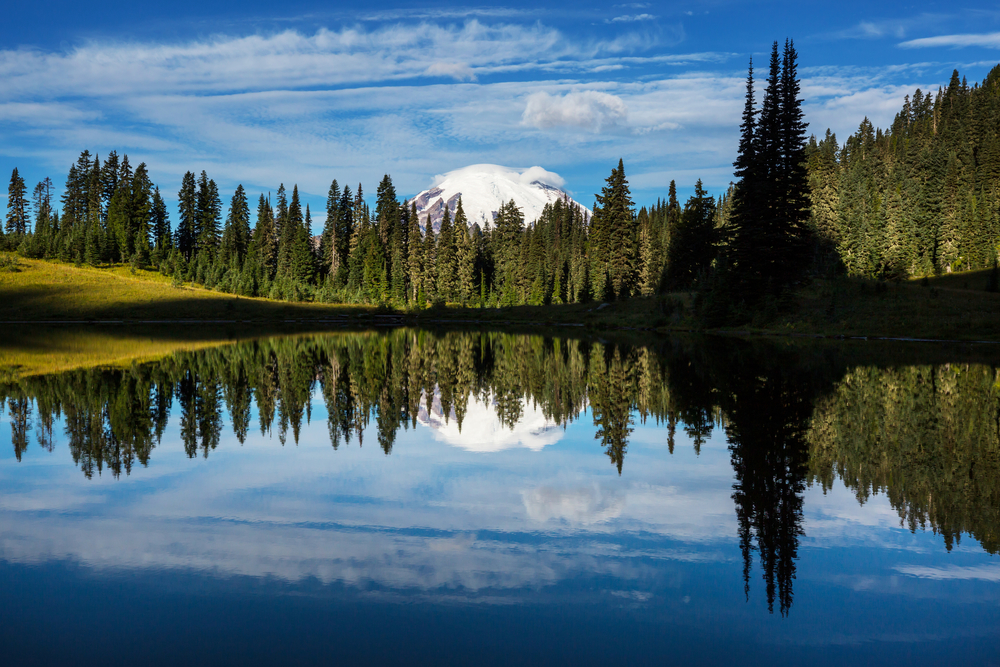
[410,164,591,232]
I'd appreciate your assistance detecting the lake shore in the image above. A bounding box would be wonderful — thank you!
[3,255,1000,343]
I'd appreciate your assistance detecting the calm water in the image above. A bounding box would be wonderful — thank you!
[1,330,998,666]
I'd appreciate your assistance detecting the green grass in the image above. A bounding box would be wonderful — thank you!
[721,276,1000,341]
[0,256,379,322]
[909,267,997,292]
[3,255,1000,342]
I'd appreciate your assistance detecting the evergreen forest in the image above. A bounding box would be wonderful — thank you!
[5,44,1000,312]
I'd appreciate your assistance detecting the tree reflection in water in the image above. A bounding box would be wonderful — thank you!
[3,330,999,615]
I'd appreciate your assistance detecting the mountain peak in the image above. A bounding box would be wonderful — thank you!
[410,164,591,232]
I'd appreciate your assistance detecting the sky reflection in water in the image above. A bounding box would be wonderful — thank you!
[0,330,998,665]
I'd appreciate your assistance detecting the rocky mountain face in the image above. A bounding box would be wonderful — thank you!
[410,164,591,232]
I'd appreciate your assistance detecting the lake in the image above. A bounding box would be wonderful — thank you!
[1,329,998,665]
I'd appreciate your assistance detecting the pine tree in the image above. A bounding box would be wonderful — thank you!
[375,174,399,247]
[728,41,812,296]
[151,187,171,252]
[176,171,197,259]
[607,159,638,299]
[455,198,476,304]
[219,184,250,269]
[436,205,456,300]
[60,151,93,229]
[638,207,657,296]
[322,179,340,278]
[407,201,423,302]
[106,186,129,261]
[492,200,524,304]
[60,164,81,232]
[253,194,277,280]
[422,214,437,302]
[666,180,718,289]
[589,161,636,300]
[274,183,288,248]
[278,185,304,279]
[196,172,222,260]
[128,163,154,262]
[101,151,119,220]
[390,201,408,303]
[334,185,354,287]
[289,203,316,286]
[775,39,812,284]
[6,168,27,234]
[28,177,53,255]
[806,130,840,270]
[86,155,103,240]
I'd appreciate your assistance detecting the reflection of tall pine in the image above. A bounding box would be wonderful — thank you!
[728,40,811,297]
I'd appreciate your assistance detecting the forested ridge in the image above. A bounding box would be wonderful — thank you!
[1,151,707,307]
[4,46,1000,311]
[808,64,1000,279]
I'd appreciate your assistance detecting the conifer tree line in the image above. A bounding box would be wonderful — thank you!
[4,149,724,306]
[806,63,1000,279]
[724,39,812,298]
[0,38,809,307]
[8,44,999,304]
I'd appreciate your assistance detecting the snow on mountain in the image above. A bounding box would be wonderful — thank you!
[417,389,569,453]
[411,164,591,232]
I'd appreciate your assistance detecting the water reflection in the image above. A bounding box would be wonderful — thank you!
[2,329,999,624]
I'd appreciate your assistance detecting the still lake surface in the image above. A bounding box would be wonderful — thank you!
[1,329,998,665]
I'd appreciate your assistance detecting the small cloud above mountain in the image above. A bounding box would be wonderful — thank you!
[521,90,628,132]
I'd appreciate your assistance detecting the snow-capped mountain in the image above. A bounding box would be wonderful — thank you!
[416,389,569,453]
[410,164,591,232]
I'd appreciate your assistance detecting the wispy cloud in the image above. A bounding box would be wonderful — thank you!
[608,14,657,24]
[0,22,574,97]
[359,7,534,22]
[900,32,1000,49]
[425,62,477,81]
[895,564,1000,581]
[0,15,950,207]
[827,14,951,41]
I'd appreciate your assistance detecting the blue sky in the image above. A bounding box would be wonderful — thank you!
[2,1,1000,222]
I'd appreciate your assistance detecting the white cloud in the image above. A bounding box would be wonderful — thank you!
[518,165,565,188]
[0,21,582,98]
[425,62,477,81]
[894,564,1000,581]
[522,485,625,525]
[827,14,950,41]
[609,14,657,23]
[900,32,1000,49]
[417,390,567,452]
[521,90,628,132]
[0,14,952,208]
[0,102,100,125]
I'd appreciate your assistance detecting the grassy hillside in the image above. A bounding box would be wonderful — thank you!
[0,255,378,322]
[2,255,1000,342]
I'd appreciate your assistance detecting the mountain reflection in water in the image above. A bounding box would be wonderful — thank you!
[1,329,998,664]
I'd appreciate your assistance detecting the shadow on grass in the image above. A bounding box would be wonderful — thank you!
[0,282,379,323]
